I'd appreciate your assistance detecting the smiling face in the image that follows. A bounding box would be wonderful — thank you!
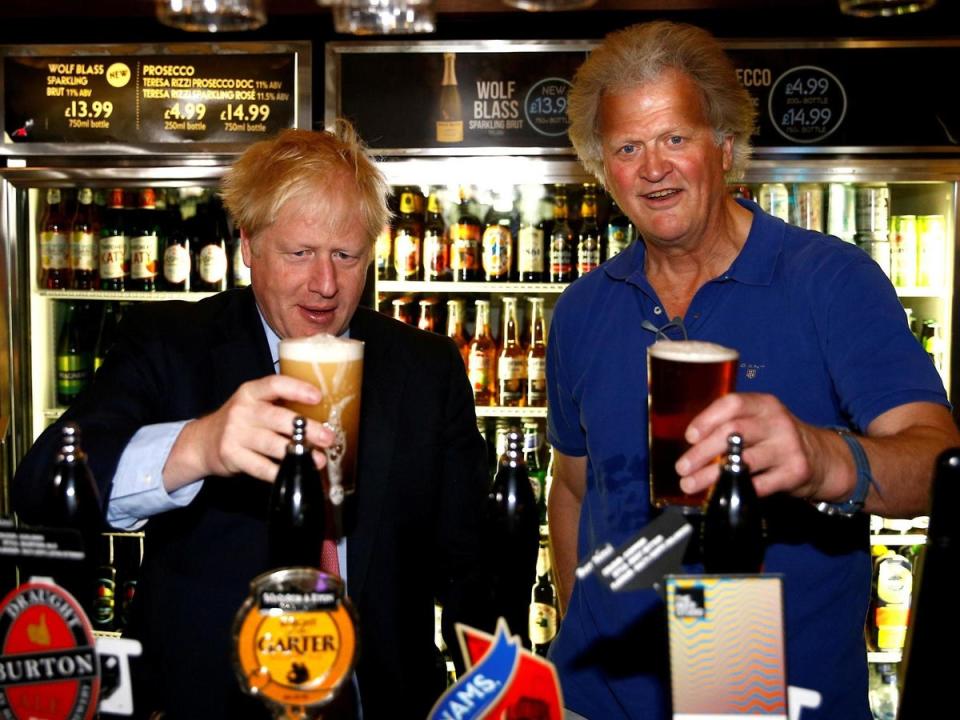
[599,69,734,253]
[243,182,372,339]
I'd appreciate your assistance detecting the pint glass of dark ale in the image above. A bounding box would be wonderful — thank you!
[648,340,738,509]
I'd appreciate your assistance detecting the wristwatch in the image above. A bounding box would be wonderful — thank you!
[814,427,874,517]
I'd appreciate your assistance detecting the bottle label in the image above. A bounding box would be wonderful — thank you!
[527,357,547,406]
[199,243,228,283]
[393,230,421,280]
[450,225,480,272]
[498,355,525,380]
[94,568,116,628]
[376,228,392,274]
[482,225,512,278]
[577,243,601,274]
[518,226,544,273]
[423,231,450,280]
[468,352,491,391]
[130,235,158,280]
[607,227,630,260]
[233,245,252,287]
[436,120,464,143]
[164,244,191,284]
[40,231,69,270]
[99,235,127,279]
[57,354,92,400]
[529,603,558,645]
[549,236,572,274]
[69,231,97,271]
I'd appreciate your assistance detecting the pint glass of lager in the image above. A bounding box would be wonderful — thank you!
[647,340,738,510]
[279,334,364,501]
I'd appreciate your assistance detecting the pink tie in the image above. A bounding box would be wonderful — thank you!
[321,537,340,577]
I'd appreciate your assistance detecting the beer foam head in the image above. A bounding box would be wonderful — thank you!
[279,333,364,362]
[648,340,738,363]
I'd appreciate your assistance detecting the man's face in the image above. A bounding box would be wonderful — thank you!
[242,187,371,339]
[599,69,734,251]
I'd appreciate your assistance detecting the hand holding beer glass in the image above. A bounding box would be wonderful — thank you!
[278,334,364,506]
[648,340,738,510]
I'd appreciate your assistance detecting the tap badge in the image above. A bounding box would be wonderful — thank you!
[233,568,357,712]
[0,580,100,720]
[429,619,563,720]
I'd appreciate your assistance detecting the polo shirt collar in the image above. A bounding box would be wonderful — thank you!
[602,197,782,288]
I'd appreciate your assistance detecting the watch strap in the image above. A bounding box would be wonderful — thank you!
[814,427,873,517]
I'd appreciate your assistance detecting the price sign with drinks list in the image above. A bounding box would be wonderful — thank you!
[329,43,591,153]
[2,49,300,144]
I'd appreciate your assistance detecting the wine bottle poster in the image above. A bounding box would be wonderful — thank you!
[666,575,787,719]
[331,43,591,153]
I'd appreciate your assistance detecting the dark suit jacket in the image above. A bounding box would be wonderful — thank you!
[13,288,492,719]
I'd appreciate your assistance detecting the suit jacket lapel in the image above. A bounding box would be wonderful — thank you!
[209,288,275,405]
[346,307,404,600]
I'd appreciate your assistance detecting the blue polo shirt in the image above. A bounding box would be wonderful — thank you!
[546,200,947,719]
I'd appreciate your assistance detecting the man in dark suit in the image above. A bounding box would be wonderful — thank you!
[13,124,491,719]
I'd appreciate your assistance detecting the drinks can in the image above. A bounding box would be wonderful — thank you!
[917,214,946,288]
[795,183,824,232]
[827,183,856,242]
[856,184,890,235]
[856,233,891,279]
[889,215,918,288]
[758,183,790,221]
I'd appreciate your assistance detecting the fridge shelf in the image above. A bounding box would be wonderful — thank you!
[895,287,949,299]
[867,651,902,664]
[870,534,927,546]
[378,281,568,295]
[37,290,219,302]
[475,406,547,418]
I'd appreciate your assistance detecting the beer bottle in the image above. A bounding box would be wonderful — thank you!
[517,198,545,283]
[44,422,103,621]
[40,188,71,289]
[267,416,327,569]
[99,188,128,292]
[93,302,119,372]
[548,187,574,283]
[128,188,160,292]
[468,299,497,406]
[450,187,481,282]
[417,298,438,333]
[56,301,94,407]
[526,297,547,407]
[195,195,230,292]
[522,419,548,535]
[868,548,913,651]
[391,296,413,326]
[701,433,765,574]
[528,541,558,656]
[376,224,394,281]
[605,200,636,261]
[393,189,423,282]
[163,195,192,292]
[70,187,99,290]
[576,184,602,277]
[498,297,526,407]
[485,429,539,644]
[446,298,469,369]
[482,192,515,283]
[423,191,451,282]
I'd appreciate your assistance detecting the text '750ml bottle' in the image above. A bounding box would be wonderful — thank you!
[267,416,327,569]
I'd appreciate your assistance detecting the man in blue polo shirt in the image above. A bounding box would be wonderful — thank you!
[548,20,959,719]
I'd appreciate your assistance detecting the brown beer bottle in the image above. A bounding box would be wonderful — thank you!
[99,189,128,292]
[450,187,481,282]
[267,417,327,569]
[128,189,160,292]
[423,191,451,282]
[417,298,438,333]
[482,192,515,283]
[194,195,229,292]
[526,297,547,407]
[548,187,574,283]
[576,184,602,277]
[446,298,469,368]
[468,299,497,406]
[393,189,423,281]
[70,187,99,290]
[498,297,526,407]
[41,188,71,289]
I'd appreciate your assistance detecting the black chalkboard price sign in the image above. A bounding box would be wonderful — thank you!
[767,65,847,144]
[524,77,572,138]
